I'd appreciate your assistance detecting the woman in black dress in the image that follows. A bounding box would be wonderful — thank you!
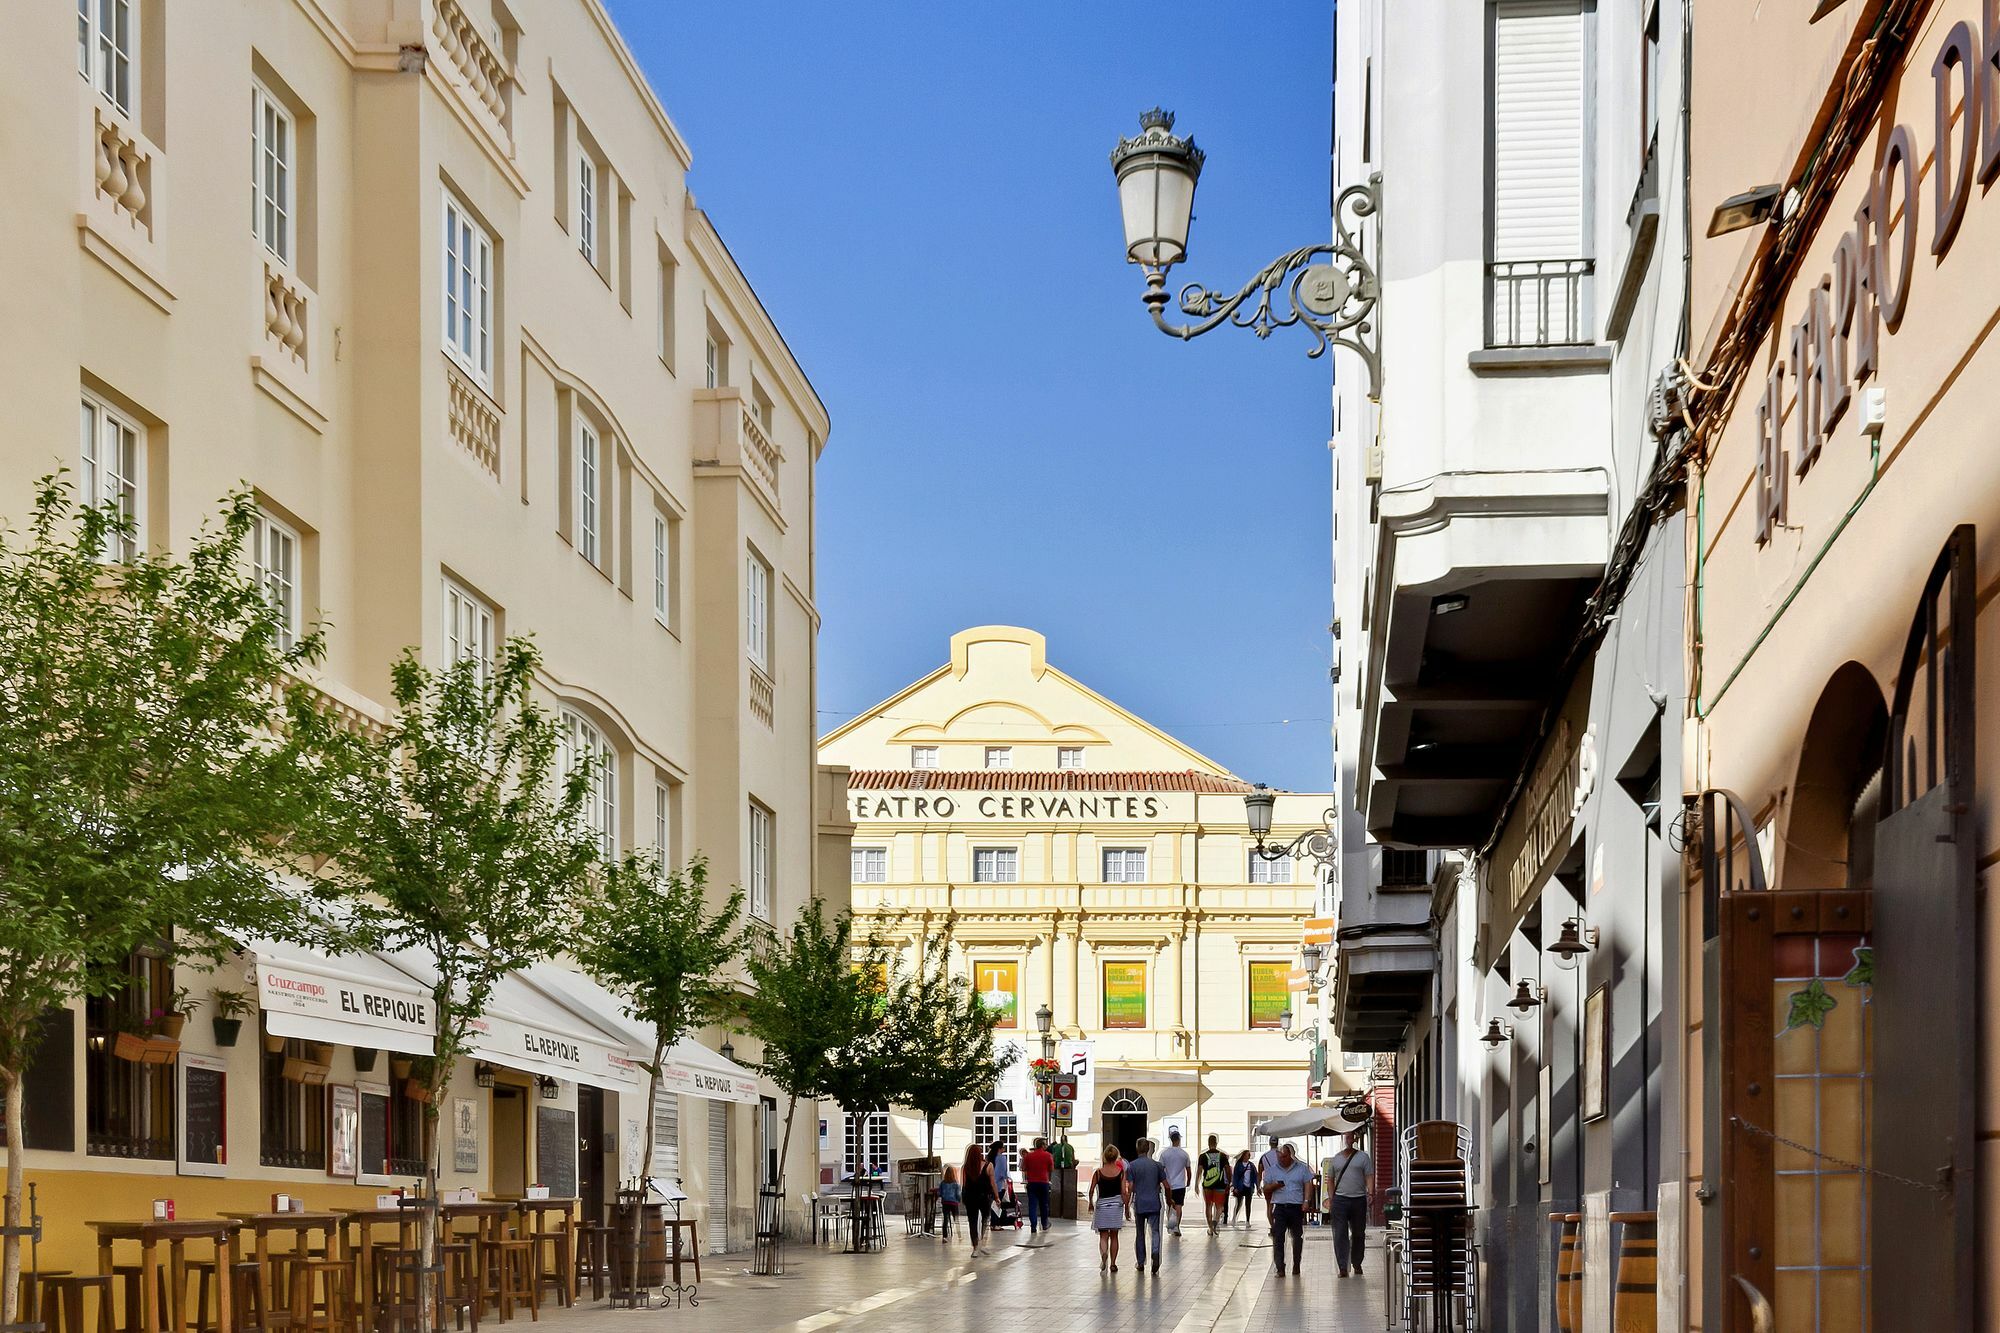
[962,1143,997,1256]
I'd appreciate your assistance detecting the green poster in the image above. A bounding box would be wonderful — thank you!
[1103,962,1147,1029]
[1249,962,1289,1029]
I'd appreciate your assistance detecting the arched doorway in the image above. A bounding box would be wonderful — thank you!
[1101,1087,1147,1163]
[973,1097,1017,1169]
[1782,661,1888,890]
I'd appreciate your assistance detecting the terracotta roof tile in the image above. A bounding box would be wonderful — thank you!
[846,769,1260,793]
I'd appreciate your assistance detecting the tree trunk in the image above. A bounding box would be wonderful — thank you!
[417,1030,453,1333]
[925,1115,936,1161]
[628,1038,665,1299]
[3,1064,23,1330]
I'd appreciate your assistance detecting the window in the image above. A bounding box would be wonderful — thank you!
[653,781,673,871]
[78,391,142,562]
[744,551,771,668]
[1248,962,1289,1030]
[704,337,720,389]
[577,154,596,265]
[751,384,774,433]
[1101,848,1147,883]
[1344,1050,1370,1073]
[1248,852,1294,884]
[576,423,601,566]
[973,1099,1018,1165]
[250,509,300,650]
[1058,746,1085,769]
[79,0,135,115]
[651,512,671,625]
[1489,0,1590,347]
[84,948,174,1159]
[651,1087,681,1179]
[251,84,293,263]
[972,848,1018,884]
[748,801,772,920]
[851,847,887,884]
[910,745,938,770]
[562,710,616,857]
[388,1087,426,1176]
[984,747,1013,770]
[656,245,677,369]
[972,962,1018,1028]
[443,195,493,383]
[442,577,496,685]
[1102,962,1147,1030]
[260,1034,327,1169]
[842,1110,888,1179]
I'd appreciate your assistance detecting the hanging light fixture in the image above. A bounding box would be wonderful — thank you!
[1480,1019,1512,1048]
[1507,979,1543,1012]
[474,1062,496,1089]
[1550,917,1595,968]
[537,1074,560,1100]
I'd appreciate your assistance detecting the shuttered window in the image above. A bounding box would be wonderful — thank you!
[706,1101,730,1254]
[651,1087,680,1181]
[1491,0,1585,261]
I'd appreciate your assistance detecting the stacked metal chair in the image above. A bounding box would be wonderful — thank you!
[1398,1121,1480,1332]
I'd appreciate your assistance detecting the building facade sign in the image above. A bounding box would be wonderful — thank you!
[257,958,433,1049]
[848,792,1168,822]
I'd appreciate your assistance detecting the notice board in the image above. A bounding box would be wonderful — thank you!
[179,1053,228,1177]
[536,1106,577,1198]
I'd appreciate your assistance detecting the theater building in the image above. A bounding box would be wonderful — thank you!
[816,626,1355,1181]
[1682,3,1998,1328]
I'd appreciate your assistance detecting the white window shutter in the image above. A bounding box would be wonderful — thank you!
[1491,0,1585,262]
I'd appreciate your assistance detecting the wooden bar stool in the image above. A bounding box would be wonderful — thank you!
[109,1264,171,1333]
[488,1243,534,1324]
[365,1250,423,1333]
[523,1233,567,1312]
[41,1275,114,1333]
[435,1242,478,1333]
[289,1258,349,1333]
[16,1270,72,1331]
[187,1259,263,1333]
[569,1225,609,1304]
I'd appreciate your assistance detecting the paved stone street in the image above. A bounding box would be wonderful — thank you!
[527,1219,1386,1332]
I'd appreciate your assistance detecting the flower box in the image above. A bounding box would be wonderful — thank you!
[403,1078,432,1104]
[141,1036,180,1066]
[113,1032,151,1063]
[282,1057,330,1085]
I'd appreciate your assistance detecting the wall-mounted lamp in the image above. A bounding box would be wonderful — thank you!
[536,1075,560,1100]
[1430,593,1471,617]
[1278,1009,1318,1043]
[1550,917,1597,970]
[1706,183,1785,236]
[720,1039,737,1063]
[473,1062,496,1089]
[1480,1019,1512,1048]
[1506,979,1544,1012]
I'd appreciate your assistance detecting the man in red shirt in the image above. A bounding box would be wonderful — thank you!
[1020,1136,1056,1243]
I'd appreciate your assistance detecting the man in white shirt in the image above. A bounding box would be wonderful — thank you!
[1257,1136,1284,1224]
[1326,1130,1373,1277]
[1260,1143,1316,1276]
[1158,1129,1192,1236]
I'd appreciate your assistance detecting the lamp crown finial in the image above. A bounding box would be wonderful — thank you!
[1139,107,1176,132]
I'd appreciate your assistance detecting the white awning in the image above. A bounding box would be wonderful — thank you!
[385,953,642,1094]
[526,964,760,1104]
[250,941,436,1057]
[1255,1105,1369,1139]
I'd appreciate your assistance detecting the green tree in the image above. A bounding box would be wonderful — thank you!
[889,933,1014,1158]
[306,639,601,1316]
[0,482,337,1327]
[572,854,747,1280]
[741,900,894,1187]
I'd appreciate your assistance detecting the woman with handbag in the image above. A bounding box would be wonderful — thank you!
[1089,1145,1128,1273]
[963,1143,999,1256]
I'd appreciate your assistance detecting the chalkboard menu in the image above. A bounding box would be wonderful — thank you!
[180,1055,228,1177]
[359,1089,392,1182]
[536,1106,578,1198]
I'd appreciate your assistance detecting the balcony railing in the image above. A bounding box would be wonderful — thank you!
[1487,258,1593,348]
[749,663,775,728]
[430,0,513,145]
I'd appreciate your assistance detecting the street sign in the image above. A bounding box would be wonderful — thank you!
[1051,1077,1077,1101]
[1050,1099,1074,1128]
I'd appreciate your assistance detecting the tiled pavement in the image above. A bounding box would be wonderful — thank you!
[525,1215,1392,1331]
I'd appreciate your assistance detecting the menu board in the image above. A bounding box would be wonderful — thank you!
[974,961,1019,1028]
[1102,962,1148,1029]
[358,1088,392,1184]
[536,1106,577,1198]
[179,1054,228,1177]
[1248,962,1289,1029]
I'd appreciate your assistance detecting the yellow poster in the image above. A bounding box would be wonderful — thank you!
[975,961,1019,1028]
[1249,962,1289,1029]
[1103,962,1147,1029]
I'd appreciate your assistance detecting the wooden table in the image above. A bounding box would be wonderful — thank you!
[438,1201,517,1319]
[217,1213,339,1328]
[334,1208,422,1333]
[511,1201,577,1306]
[85,1220,238,1333]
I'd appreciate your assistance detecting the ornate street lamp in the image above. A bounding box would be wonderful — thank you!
[1279,1008,1317,1044]
[1243,783,1339,868]
[1110,109,1384,395]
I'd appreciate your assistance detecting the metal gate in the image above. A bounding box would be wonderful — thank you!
[1869,526,1977,1331]
[707,1100,730,1255]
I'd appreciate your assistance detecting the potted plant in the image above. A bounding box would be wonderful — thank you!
[157,987,195,1040]
[403,1056,434,1103]
[352,1047,379,1073]
[210,989,253,1047]
[391,1054,415,1080]
[111,1008,151,1063]
[306,1041,335,1066]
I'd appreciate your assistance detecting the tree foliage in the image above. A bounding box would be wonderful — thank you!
[889,932,1014,1156]
[303,638,603,1310]
[0,481,337,1325]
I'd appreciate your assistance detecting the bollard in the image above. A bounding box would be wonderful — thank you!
[1609,1211,1658,1333]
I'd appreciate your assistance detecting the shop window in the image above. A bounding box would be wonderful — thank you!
[972,1098,1018,1165]
[0,1010,76,1151]
[390,1085,426,1176]
[84,947,175,1160]
[259,1032,327,1169]
[842,1109,888,1178]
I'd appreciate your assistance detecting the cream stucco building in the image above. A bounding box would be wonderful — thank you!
[2,0,831,1261]
[817,627,1353,1183]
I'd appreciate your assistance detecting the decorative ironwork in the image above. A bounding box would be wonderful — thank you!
[1249,806,1340,868]
[1141,174,1383,396]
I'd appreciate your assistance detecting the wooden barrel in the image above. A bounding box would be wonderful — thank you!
[1553,1213,1582,1331]
[1610,1211,1658,1333]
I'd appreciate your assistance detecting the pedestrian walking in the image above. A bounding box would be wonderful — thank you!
[1230,1150,1257,1228]
[1123,1138,1169,1273]
[989,1138,1015,1230]
[1021,1136,1056,1243]
[1326,1130,1373,1277]
[1090,1145,1128,1273]
[939,1166,963,1241]
[1158,1129,1192,1236]
[963,1143,998,1256]
[1257,1136,1283,1225]
[1262,1143,1315,1277]
[1197,1135,1231,1233]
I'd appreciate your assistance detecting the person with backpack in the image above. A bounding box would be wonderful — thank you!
[1197,1134,1231,1233]
[1326,1129,1373,1277]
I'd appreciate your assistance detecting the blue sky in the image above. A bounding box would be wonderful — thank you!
[607,2,1336,791]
